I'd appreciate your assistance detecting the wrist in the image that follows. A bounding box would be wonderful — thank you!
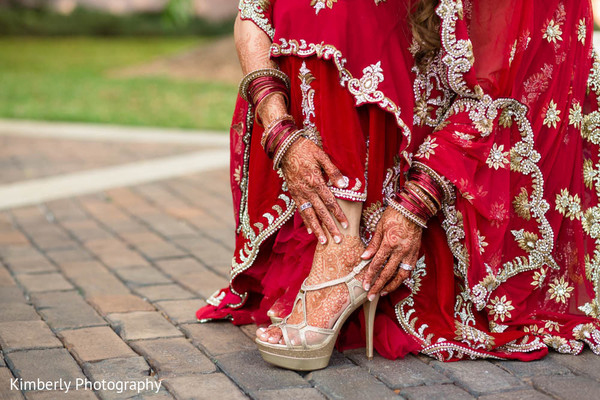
[384,163,452,228]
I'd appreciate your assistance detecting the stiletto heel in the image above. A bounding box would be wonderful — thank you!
[363,294,380,360]
[256,259,373,371]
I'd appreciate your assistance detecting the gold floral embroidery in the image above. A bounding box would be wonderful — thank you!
[454,321,495,350]
[577,18,587,44]
[477,231,488,254]
[569,101,583,129]
[544,320,560,332]
[486,143,510,170]
[583,159,596,190]
[572,324,600,355]
[531,267,548,289]
[499,109,513,128]
[524,324,544,335]
[513,187,532,221]
[548,276,574,304]
[454,131,475,141]
[555,188,583,220]
[416,137,438,159]
[488,295,515,322]
[310,0,338,15]
[543,100,561,128]
[543,20,563,44]
[515,231,539,253]
[414,98,432,126]
[543,335,569,352]
[582,208,600,239]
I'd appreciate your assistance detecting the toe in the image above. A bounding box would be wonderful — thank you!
[266,327,283,344]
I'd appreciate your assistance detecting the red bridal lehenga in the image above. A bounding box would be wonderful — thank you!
[197,0,600,361]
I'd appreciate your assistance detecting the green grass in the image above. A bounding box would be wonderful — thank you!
[0,37,237,131]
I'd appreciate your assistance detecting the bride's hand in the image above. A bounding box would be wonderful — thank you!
[281,137,349,244]
[360,207,422,300]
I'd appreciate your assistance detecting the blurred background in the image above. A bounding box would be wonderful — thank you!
[0,0,239,131]
[0,0,599,133]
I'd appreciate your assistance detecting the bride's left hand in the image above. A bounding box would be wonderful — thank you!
[360,207,422,300]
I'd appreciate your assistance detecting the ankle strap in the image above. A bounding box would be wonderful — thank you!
[301,259,370,292]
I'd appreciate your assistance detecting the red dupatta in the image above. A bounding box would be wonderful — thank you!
[400,0,600,359]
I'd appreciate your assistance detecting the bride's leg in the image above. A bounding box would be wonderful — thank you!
[257,199,364,344]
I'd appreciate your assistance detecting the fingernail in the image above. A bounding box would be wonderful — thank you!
[382,292,388,296]
[361,251,369,259]
[319,236,326,244]
[364,283,370,291]
[368,294,375,302]
[307,228,312,234]
[341,222,349,229]
[334,236,341,244]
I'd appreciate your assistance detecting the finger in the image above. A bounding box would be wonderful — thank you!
[362,222,383,260]
[382,251,419,294]
[363,244,391,291]
[316,183,349,229]
[381,268,411,295]
[309,195,342,244]
[295,197,314,234]
[302,205,327,244]
[317,152,348,189]
[369,252,403,299]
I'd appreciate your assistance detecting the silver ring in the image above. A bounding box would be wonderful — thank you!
[299,202,313,212]
[400,263,414,271]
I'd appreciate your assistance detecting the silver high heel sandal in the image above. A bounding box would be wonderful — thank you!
[256,259,379,371]
[267,310,284,325]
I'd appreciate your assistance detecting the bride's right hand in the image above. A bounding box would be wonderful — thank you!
[280,137,349,244]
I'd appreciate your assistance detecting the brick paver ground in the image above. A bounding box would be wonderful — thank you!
[0,122,598,399]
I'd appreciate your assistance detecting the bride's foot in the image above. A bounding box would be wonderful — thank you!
[256,234,365,345]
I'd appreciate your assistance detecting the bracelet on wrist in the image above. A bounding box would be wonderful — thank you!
[239,68,290,103]
[272,129,304,170]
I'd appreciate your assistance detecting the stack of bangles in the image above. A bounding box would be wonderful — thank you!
[386,161,453,228]
[239,68,302,169]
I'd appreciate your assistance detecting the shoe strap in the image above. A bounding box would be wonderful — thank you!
[301,259,370,292]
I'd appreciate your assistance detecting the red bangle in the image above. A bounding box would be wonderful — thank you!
[263,119,297,159]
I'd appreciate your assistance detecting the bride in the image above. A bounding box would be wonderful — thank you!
[197,0,600,370]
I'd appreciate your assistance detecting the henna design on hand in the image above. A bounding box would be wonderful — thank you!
[360,207,422,298]
[281,138,350,244]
